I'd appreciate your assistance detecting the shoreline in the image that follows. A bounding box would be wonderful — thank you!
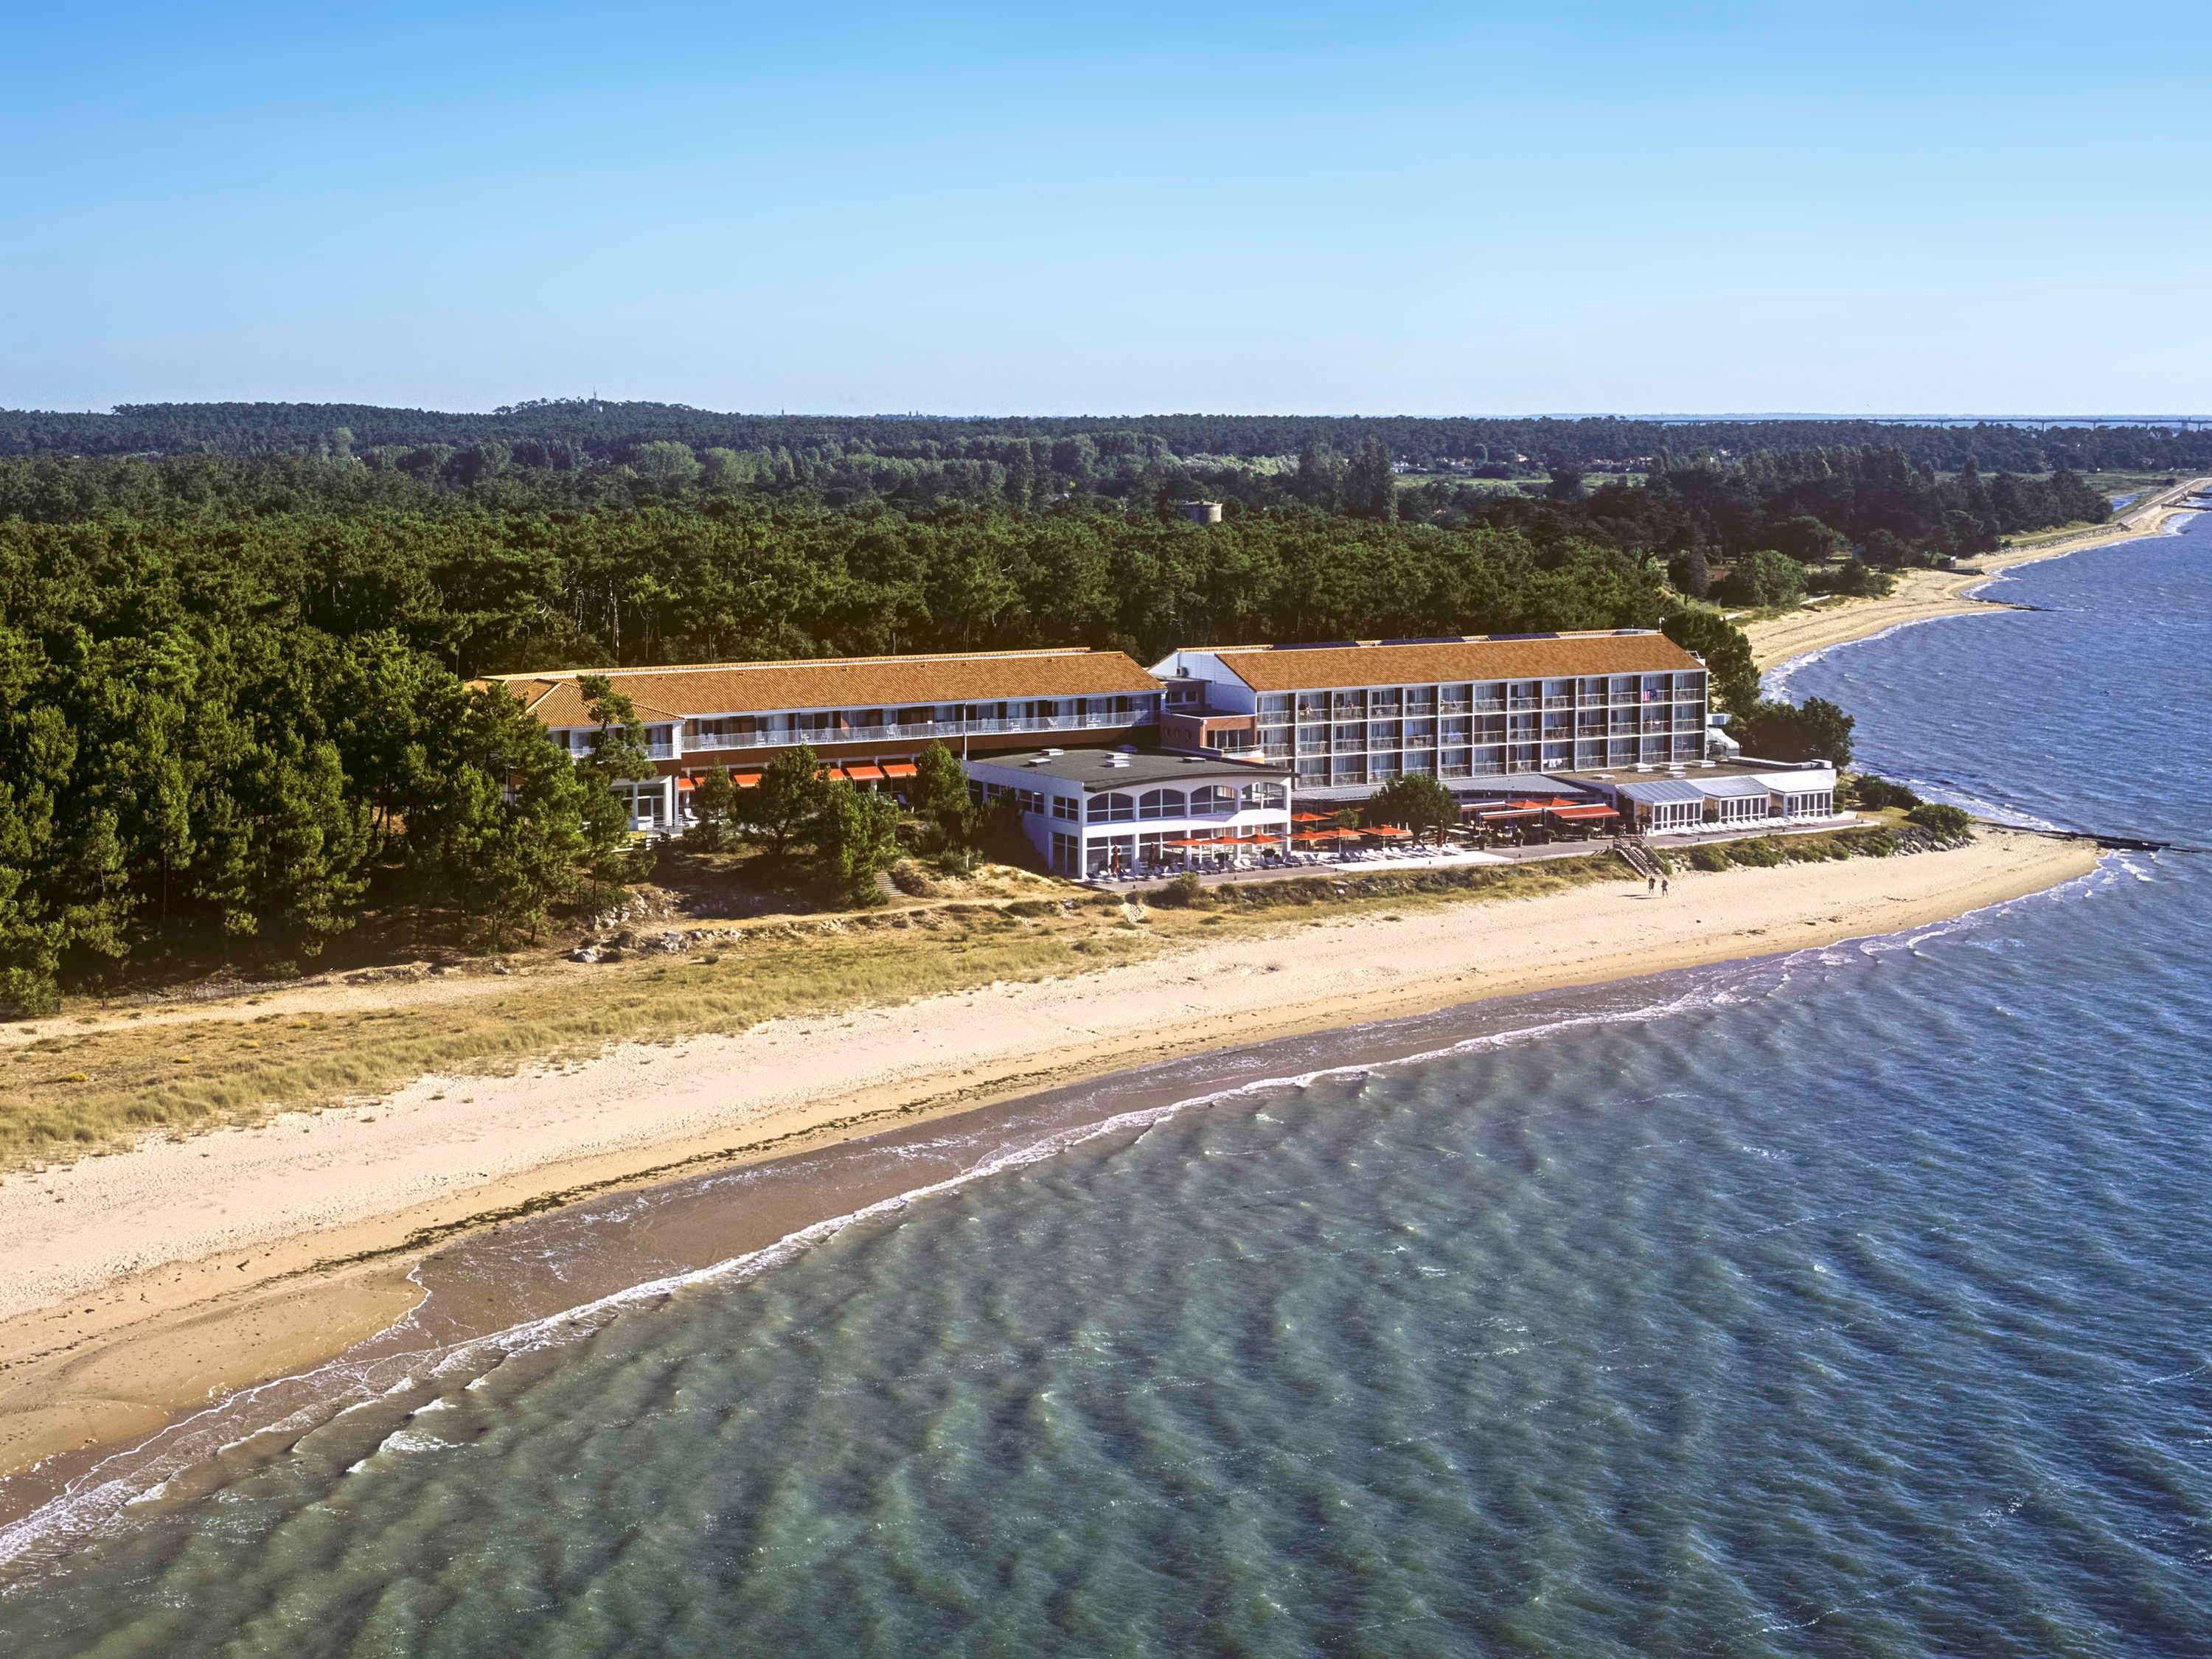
[1742,475,2206,674]
[0,828,2099,1506]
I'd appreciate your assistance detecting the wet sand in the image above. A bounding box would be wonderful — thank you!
[0,829,2098,1521]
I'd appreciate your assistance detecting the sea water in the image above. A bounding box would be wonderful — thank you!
[2,515,2209,1656]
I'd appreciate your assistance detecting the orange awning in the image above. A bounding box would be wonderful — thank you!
[1363,824,1413,839]
[880,762,917,779]
[731,771,762,789]
[844,762,886,782]
[676,777,697,792]
[1548,804,1616,821]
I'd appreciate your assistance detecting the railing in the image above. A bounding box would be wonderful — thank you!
[683,710,1148,752]
[1438,765,1472,779]
[644,742,678,759]
[1508,696,1541,711]
[1543,695,1573,709]
[1472,698,1506,713]
[1437,700,1471,716]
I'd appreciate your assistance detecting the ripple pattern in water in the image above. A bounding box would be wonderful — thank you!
[5,516,2212,1657]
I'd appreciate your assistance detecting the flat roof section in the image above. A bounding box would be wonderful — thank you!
[969,748,1293,793]
[1557,760,1836,787]
[1196,631,1702,693]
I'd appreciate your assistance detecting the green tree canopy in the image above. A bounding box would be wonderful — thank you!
[1662,607,1761,715]
[1364,773,1458,838]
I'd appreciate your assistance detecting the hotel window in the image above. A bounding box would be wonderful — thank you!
[1138,788,1187,820]
[1089,791,1135,824]
[1051,832,1079,872]
[1051,795,1078,821]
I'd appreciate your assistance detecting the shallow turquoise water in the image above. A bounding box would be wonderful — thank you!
[4,516,2210,1656]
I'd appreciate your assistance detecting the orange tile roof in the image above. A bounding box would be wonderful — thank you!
[1201,632,1702,692]
[481,649,1162,728]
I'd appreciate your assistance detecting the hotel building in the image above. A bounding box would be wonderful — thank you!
[487,649,1165,830]
[1149,631,1712,803]
[963,748,1293,878]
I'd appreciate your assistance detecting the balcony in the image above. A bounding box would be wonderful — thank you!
[645,741,678,759]
[1543,695,1573,709]
[681,709,1147,753]
[1507,696,1541,711]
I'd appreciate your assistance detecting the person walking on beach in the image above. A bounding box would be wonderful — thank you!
[1661,877,1671,896]
[1647,874,1656,894]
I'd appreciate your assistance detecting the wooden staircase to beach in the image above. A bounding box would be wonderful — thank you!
[1612,834,1660,880]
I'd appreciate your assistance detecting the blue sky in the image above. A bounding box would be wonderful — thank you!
[4,1,2205,415]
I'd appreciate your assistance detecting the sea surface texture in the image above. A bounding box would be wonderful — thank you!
[5,516,2211,1656]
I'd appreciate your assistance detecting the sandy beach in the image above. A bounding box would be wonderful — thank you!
[0,828,2098,1490]
[0,491,2157,1499]
[1742,476,2208,672]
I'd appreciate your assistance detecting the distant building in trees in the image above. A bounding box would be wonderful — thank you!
[1175,499,1223,524]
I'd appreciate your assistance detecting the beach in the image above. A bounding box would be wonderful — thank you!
[1741,475,2208,672]
[0,827,2098,1492]
[0,493,2164,1506]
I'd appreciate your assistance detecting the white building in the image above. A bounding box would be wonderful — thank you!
[964,749,1293,878]
[1150,631,1711,801]
[1562,761,1841,835]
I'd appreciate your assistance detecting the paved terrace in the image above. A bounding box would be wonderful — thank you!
[1091,813,1870,892]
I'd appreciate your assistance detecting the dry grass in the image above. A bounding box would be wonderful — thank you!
[0,841,1847,1170]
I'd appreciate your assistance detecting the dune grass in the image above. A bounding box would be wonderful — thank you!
[0,841,1878,1169]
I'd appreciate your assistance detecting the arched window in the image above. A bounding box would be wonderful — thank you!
[1138,789,1186,820]
[1089,792,1135,823]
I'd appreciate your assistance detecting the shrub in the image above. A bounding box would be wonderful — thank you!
[1807,560,1896,599]
[1727,837,1787,867]
[1851,774,1921,811]
[1688,844,1733,872]
[1905,803,1974,839]
[1151,872,1208,909]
